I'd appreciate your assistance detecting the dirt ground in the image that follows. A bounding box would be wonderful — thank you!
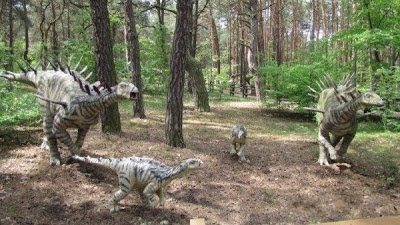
[0,98,399,225]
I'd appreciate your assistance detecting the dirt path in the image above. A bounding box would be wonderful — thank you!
[0,98,399,225]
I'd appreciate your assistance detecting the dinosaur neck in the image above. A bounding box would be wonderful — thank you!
[164,163,189,183]
[80,87,121,111]
[99,91,120,108]
[333,96,363,122]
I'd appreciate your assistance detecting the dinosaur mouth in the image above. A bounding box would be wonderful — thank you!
[130,92,137,100]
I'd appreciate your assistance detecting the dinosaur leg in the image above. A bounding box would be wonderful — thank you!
[230,142,237,154]
[331,135,342,148]
[337,133,355,157]
[43,116,61,166]
[143,182,160,207]
[318,129,337,160]
[318,143,330,166]
[75,128,89,150]
[53,115,80,155]
[237,143,247,161]
[108,174,133,212]
[156,188,165,207]
[40,136,50,150]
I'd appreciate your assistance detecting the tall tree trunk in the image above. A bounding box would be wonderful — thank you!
[310,0,316,50]
[89,0,121,133]
[249,0,263,101]
[165,0,191,148]
[7,0,13,70]
[187,0,210,111]
[272,0,283,65]
[257,0,265,62]
[186,55,210,112]
[22,0,29,62]
[209,6,220,91]
[124,0,146,119]
[331,0,337,33]
[51,1,59,58]
[39,0,49,68]
[67,0,71,39]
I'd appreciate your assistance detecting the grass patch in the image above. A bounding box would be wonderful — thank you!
[263,189,278,204]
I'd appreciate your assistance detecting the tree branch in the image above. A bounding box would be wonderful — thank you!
[140,4,176,14]
[69,0,89,8]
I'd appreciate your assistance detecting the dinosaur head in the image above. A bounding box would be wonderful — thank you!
[116,81,139,100]
[238,129,245,139]
[360,91,384,106]
[184,159,203,170]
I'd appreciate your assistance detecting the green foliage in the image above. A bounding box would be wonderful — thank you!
[260,47,349,107]
[377,67,400,131]
[0,81,40,126]
[0,42,11,69]
[60,39,95,72]
[139,25,170,94]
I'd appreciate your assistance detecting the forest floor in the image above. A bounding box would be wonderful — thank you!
[0,94,399,225]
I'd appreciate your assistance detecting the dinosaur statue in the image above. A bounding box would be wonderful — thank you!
[1,60,138,166]
[73,155,203,212]
[307,74,384,166]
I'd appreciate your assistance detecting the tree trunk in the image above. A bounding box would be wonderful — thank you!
[165,0,191,148]
[7,0,13,70]
[186,55,210,112]
[22,0,29,62]
[249,0,263,101]
[186,0,210,111]
[272,0,283,65]
[209,6,220,91]
[51,1,59,58]
[67,0,71,39]
[89,0,121,133]
[124,0,146,119]
[332,0,337,33]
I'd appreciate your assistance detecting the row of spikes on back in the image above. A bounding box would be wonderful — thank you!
[15,56,113,96]
[308,73,357,104]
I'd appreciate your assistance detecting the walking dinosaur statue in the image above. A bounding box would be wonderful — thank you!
[306,74,384,166]
[0,59,138,166]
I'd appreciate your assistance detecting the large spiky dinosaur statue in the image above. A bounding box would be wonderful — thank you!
[0,58,138,166]
[306,74,384,166]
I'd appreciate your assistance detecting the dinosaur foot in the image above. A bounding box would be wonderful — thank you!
[108,204,120,213]
[49,157,61,166]
[317,158,330,166]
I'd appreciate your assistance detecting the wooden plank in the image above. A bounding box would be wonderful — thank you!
[319,216,400,225]
[190,218,206,225]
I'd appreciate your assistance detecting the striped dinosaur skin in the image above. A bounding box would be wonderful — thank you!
[73,155,203,212]
[231,124,248,162]
[1,68,139,166]
[311,75,384,166]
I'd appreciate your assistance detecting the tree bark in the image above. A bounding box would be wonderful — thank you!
[7,0,13,70]
[22,0,29,62]
[51,1,59,58]
[272,0,283,65]
[209,6,220,91]
[89,0,121,133]
[249,0,263,101]
[186,55,210,112]
[165,0,191,148]
[186,0,210,111]
[124,0,146,119]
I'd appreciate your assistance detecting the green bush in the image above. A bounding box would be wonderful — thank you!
[0,82,41,126]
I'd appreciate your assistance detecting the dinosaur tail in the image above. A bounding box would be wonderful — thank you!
[72,155,120,171]
[0,71,38,88]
